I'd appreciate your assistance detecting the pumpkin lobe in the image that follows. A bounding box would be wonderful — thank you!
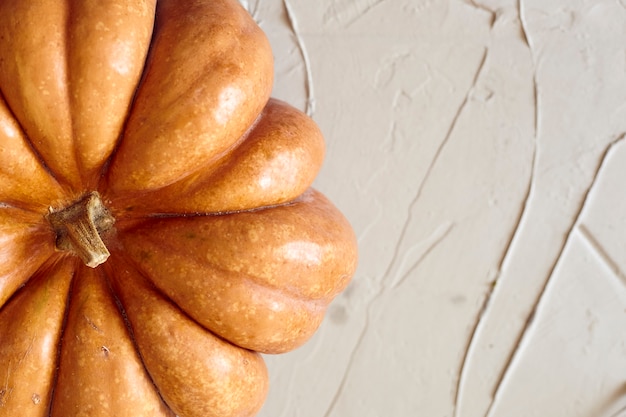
[46,191,114,268]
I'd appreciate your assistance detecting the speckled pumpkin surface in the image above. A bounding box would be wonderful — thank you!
[0,1,358,416]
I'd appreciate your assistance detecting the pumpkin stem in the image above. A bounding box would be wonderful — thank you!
[46,192,115,268]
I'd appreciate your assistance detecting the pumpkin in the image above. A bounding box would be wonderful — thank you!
[0,0,358,416]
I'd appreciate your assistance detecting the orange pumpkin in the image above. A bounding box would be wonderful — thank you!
[0,1,358,416]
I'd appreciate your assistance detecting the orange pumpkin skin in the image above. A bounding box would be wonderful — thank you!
[0,1,358,417]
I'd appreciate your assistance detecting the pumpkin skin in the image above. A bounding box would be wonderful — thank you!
[0,1,358,416]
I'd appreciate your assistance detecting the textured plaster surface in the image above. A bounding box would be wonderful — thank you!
[241,1,626,416]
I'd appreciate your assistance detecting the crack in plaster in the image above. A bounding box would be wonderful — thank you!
[577,133,626,291]
[518,0,531,49]
[321,280,383,417]
[390,221,455,289]
[322,46,489,417]
[481,2,540,405]
[484,133,626,417]
[464,0,497,28]
[322,218,454,417]
[452,3,540,414]
[322,219,454,417]
[454,80,538,416]
[452,279,497,417]
[282,0,315,116]
[274,330,328,417]
[519,0,540,136]
[419,46,489,207]
[484,302,535,414]
[578,224,626,288]
[379,46,488,295]
[356,197,383,245]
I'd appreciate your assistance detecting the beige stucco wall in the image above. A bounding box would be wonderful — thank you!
[246,1,626,416]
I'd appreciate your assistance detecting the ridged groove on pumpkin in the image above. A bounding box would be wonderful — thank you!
[0,0,158,191]
[109,99,325,216]
[105,0,274,194]
[0,207,57,310]
[106,257,269,417]
[51,265,174,417]
[116,189,358,353]
[0,94,66,210]
[67,0,157,188]
[0,0,78,189]
[0,258,74,417]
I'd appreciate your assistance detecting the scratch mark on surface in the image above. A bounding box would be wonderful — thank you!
[282,0,315,116]
[0,362,12,407]
[19,338,35,364]
[101,345,110,358]
[484,134,626,417]
[83,314,103,334]
[323,47,489,417]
